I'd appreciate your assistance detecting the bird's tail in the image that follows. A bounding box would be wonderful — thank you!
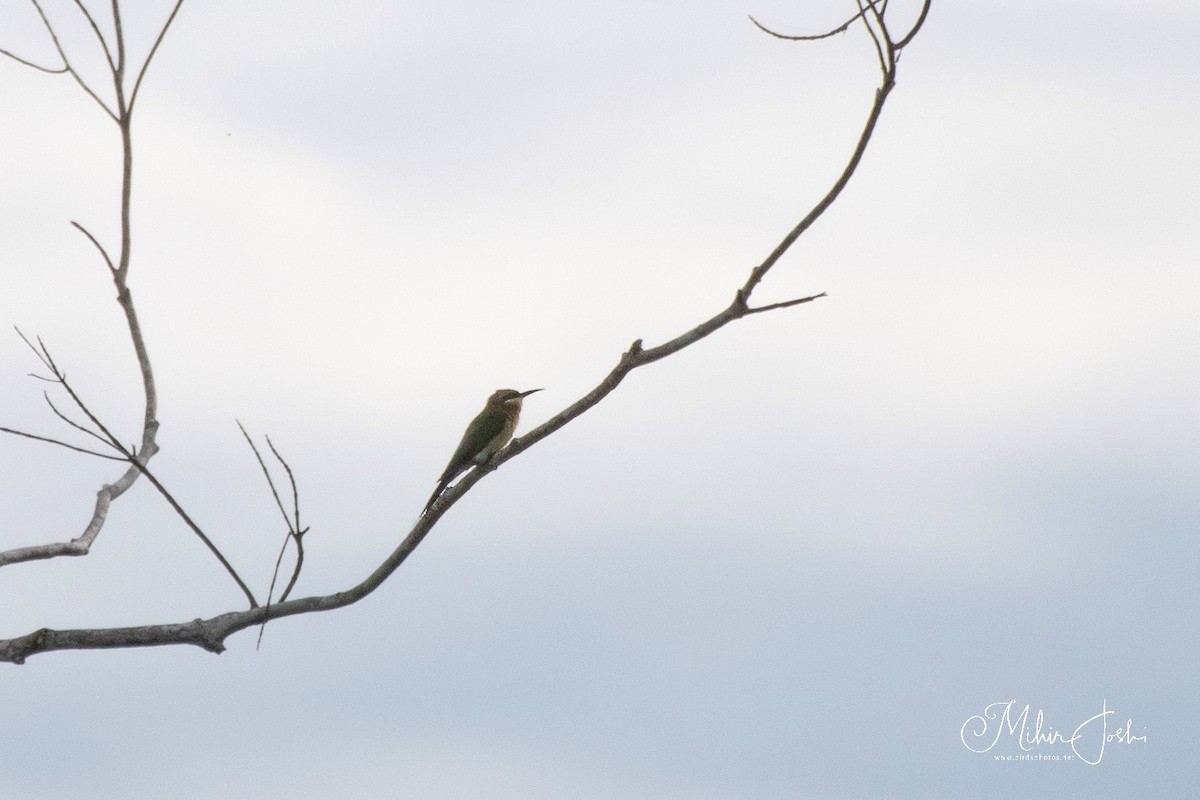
[422,479,450,517]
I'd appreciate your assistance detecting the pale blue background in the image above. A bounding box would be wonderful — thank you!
[1,1,1195,797]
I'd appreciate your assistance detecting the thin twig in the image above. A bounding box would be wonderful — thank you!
[238,423,306,642]
[749,8,869,42]
[256,534,292,650]
[266,435,301,535]
[14,327,53,372]
[38,346,130,459]
[29,0,118,121]
[894,0,932,51]
[111,0,125,79]
[237,421,291,529]
[42,392,115,449]
[744,292,829,315]
[129,0,185,116]
[857,0,889,77]
[71,222,117,274]
[0,426,127,460]
[72,0,116,71]
[277,530,305,603]
[267,436,305,602]
[0,46,67,73]
[19,338,258,606]
[128,458,259,607]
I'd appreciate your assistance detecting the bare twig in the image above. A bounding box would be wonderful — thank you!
[0,426,126,461]
[1,332,122,456]
[29,0,118,120]
[857,0,895,76]
[266,435,302,538]
[0,46,67,73]
[72,0,116,71]
[42,392,116,448]
[895,0,933,50]
[238,422,306,646]
[749,7,869,42]
[5,334,258,605]
[127,457,259,608]
[238,421,291,528]
[256,536,292,650]
[129,0,185,115]
[14,327,52,371]
[744,292,829,315]
[277,528,305,604]
[71,222,117,274]
[266,436,305,603]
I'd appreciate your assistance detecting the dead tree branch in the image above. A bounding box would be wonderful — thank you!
[2,336,258,605]
[238,422,307,647]
[0,0,933,662]
[0,1,184,571]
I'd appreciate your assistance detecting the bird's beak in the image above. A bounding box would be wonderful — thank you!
[518,388,544,398]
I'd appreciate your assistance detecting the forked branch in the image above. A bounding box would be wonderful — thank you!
[0,1,933,662]
[238,422,308,647]
[0,1,184,571]
[1,336,257,605]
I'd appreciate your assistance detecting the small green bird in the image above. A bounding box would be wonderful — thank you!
[422,388,542,516]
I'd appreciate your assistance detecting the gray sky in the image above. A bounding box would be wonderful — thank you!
[1,1,1196,797]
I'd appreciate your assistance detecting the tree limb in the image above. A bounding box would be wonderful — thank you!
[0,1,932,662]
[29,0,118,121]
[0,2,182,571]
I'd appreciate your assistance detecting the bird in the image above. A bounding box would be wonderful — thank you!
[422,388,542,516]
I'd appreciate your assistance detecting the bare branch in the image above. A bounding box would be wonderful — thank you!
[0,325,151,567]
[266,435,305,602]
[257,522,306,649]
[744,292,829,315]
[110,0,125,78]
[71,221,117,274]
[277,529,305,604]
[33,343,130,457]
[12,333,122,452]
[266,435,302,536]
[894,0,933,51]
[126,457,260,608]
[240,424,306,643]
[0,473,121,569]
[29,0,118,121]
[0,425,126,460]
[0,46,67,73]
[743,79,895,299]
[0,590,338,663]
[72,0,116,71]
[42,391,117,449]
[3,336,253,605]
[256,536,292,650]
[857,0,894,77]
[1,2,164,572]
[14,327,53,372]
[0,2,934,661]
[128,0,185,116]
[237,421,291,530]
[748,8,869,42]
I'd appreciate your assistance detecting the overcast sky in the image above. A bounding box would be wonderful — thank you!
[1,1,1197,798]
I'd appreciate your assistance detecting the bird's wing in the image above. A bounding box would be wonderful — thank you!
[437,409,508,484]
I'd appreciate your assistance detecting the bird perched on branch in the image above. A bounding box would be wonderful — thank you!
[422,388,543,516]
